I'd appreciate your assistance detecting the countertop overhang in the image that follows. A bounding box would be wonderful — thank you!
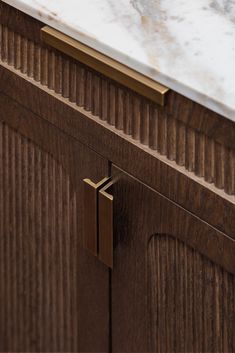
[2,0,235,122]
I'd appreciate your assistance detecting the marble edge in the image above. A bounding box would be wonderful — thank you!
[1,0,235,123]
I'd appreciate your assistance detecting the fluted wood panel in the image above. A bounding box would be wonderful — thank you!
[0,23,235,195]
[148,234,235,353]
[0,121,81,352]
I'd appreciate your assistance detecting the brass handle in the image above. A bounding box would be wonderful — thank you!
[83,176,116,268]
[41,26,169,106]
[83,177,110,256]
[98,180,115,268]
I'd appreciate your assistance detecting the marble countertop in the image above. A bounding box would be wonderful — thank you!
[2,0,235,122]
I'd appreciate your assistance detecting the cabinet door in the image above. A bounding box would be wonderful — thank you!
[0,100,109,352]
[111,165,235,353]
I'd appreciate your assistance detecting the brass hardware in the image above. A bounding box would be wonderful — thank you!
[83,177,110,256]
[41,26,169,105]
[98,178,118,268]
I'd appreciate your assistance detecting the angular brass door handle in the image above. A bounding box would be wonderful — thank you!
[83,177,110,256]
[83,176,117,268]
[98,180,115,268]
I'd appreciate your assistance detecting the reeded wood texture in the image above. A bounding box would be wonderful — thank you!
[0,120,109,352]
[1,73,235,242]
[0,16,235,196]
[111,165,235,353]
[149,235,235,353]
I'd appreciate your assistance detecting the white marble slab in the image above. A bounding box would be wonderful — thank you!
[2,0,235,122]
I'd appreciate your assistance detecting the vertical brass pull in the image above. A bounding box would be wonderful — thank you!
[98,180,115,268]
[83,177,110,256]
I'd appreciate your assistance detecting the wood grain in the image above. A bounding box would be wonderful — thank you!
[0,86,235,241]
[0,119,109,352]
[0,2,235,236]
[149,235,235,353]
[0,5,235,352]
[0,7,235,196]
[111,165,235,353]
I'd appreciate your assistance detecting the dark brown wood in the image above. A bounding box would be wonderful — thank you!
[1,4,235,352]
[83,179,99,256]
[111,165,235,353]
[0,0,233,146]
[1,84,235,242]
[0,102,109,351]
[0,1,44,43]
[1,3,235,197]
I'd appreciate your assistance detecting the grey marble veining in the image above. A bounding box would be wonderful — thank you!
[2,0,235,122]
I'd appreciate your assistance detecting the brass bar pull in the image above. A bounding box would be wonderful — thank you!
[41,26,169,106]
[83,177,110,256]
[98,180,116,268]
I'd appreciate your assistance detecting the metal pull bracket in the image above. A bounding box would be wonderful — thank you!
[83,177,116,268]
[98,180,115,268]
[83,177,110,256]
[41,26,169,105]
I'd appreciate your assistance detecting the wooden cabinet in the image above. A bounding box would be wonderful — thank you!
[110,165,235,353]
[1,2,235,352]
[0,113,235,352]
[0,110,109,352]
